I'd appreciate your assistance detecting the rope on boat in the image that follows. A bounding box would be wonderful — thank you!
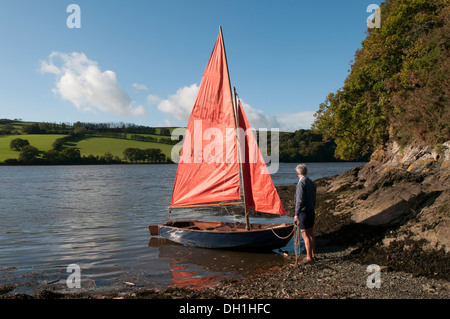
[270,222,302,266]
[293,223,301,266]
[270,225,295,239]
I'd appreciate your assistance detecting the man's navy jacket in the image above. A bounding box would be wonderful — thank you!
[295,176,317,217]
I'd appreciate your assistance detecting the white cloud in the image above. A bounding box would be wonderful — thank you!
[157,84,199,120]
[40,61,61,75]
[146,94,162,106]
[154,84,279,128]
[153,83,314,132]
[241,101,315,132]
[239,100,280,130]
[276,110,316,132]
[132,83,148,92]
[240,101,315,132]
[41,51,146,117]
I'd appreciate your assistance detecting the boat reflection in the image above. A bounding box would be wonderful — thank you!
[148,237,289,290]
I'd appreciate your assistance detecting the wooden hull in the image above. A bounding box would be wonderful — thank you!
[148,220,294,251]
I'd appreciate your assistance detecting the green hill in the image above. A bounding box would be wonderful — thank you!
[71,135,173,159]
[0,133,175,164]
[0,119,359,164]
[0,134,67,163]
[0,120,178,164]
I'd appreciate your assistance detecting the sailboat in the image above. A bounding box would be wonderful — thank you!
[148,27,294,251]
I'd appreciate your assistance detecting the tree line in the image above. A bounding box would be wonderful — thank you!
[6,138,121,165]
[0,121,174,136]
[252,129,368,162]
[122,148,166,163]
[6,138,169,165]
[278,130,346,162]
[0,120,180,146]
[2,119,370,164]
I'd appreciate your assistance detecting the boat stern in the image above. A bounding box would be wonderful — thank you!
[148,224,160,236]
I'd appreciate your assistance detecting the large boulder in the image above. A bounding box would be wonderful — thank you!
[323,141,450,253]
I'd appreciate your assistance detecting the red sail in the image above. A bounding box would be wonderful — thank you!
[238,101,285,215]
[170,30,241,207]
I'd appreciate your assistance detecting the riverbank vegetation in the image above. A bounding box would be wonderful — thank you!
[0,119,366,165]
[312,0,449,160]
[0,120,177,165]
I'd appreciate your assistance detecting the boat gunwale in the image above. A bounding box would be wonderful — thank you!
[159,220,294,234]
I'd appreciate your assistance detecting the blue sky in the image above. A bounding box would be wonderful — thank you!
[0,0,382,131]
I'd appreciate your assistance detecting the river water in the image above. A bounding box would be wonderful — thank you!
[0,162,365,294]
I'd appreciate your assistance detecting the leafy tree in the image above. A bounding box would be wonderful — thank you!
[0,123,14,135]
[52,138,65,151]
[135,149,146,163]
[313,0,449,160]
[60,148,81,163]
[123,147,166,163]
[159,128,171,136]
[144,148,164,162]
[22,123,45,134]
[123,147,134,162]
[73,126,87,135]
[123,147,142,163]
[103,152,114,163]
[43,149,61,163]
[278,130,342,162]
[18,145,39,163]
[10,138,29,151]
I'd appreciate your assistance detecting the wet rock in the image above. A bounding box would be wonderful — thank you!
[318,140,450,256]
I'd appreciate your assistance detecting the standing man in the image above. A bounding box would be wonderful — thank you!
[294,164,317,265]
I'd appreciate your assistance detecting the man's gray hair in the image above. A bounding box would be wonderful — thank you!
[295,164,308,176]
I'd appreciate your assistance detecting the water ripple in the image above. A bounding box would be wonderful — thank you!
[0,163,364,292]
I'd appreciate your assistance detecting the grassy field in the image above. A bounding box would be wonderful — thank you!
[0,134,176,163]
[71,136,174,159]
[0,134,67,162]
[0,120,181,163]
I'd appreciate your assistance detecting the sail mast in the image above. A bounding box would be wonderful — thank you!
[233,88,250,230]
[220,26,250,230]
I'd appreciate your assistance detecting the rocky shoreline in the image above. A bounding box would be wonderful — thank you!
[1,141,449,300]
